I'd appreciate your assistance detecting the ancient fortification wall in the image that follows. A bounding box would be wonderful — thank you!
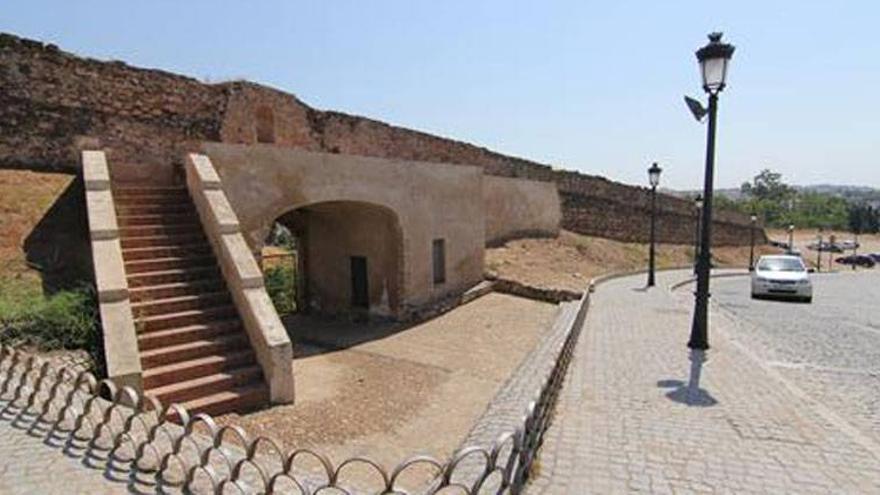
[0,32,763,246]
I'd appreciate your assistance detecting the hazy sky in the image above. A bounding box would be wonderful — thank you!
[3,1,878,190]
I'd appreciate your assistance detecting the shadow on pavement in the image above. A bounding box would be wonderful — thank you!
[657,379,718,408]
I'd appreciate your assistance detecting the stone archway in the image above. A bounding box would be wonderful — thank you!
[272,200,404,317]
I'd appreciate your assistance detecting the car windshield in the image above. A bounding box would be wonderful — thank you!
[758,258,805,272]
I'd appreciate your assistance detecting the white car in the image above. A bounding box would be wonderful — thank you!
[751,255,813,303]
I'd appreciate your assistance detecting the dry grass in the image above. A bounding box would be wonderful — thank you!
[0,169,74,291]
[486,230,781,292]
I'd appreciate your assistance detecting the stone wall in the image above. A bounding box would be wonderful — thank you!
[0,33,224,183]
[0,32,763,246]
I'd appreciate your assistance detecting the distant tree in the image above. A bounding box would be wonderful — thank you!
[713,194,743,213]
[848,204,880,234]
[740,169,794,203]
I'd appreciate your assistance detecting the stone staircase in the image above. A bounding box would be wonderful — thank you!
[114,185,269,415]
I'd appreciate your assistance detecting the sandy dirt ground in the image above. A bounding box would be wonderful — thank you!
[0,169,73,290]
[486,230,782,293]
[217,292,558,468]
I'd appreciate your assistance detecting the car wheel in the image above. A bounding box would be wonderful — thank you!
[804,296,813,303]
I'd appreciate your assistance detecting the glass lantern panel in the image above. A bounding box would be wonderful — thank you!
[701,57,728,91]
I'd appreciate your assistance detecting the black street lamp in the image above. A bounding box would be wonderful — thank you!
[647,162,663,287]
[749,213,758,271]
[687,33,735,352]
[816,230,823,272]
[693,195,703,275]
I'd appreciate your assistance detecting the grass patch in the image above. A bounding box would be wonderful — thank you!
[0,280,101,369]
[265,264,297,316]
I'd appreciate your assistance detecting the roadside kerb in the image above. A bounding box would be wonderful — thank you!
[667,268,750,292]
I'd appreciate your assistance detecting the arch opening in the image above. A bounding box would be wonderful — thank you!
[262,200,404,319]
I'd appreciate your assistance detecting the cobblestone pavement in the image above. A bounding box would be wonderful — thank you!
[0,408,133,494]
[529,270,880,494]
[711,271,880,448]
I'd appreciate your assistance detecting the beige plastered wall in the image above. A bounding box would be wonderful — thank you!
[202,143,485,315]
[299,202,402,316]
[483,175,561,245]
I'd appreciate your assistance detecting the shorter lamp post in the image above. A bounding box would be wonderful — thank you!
[816,231,823,272]
[828,233,836,271]
[693,195,703,275]
[749,213,757,271]
[787,224,795,254]
[647,162,663,287]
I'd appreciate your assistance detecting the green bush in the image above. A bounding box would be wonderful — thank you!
[264,264,297,316]
[0,283,99,354]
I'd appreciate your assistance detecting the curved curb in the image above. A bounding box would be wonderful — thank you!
[588,265,696,293]
[667,270,751,292]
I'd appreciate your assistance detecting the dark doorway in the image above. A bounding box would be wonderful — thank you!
[350,256,369,308]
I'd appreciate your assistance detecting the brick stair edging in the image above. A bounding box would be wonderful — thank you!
[184,153,295,404]
[82,150,143,392]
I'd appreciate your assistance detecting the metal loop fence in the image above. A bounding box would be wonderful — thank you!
[0,290,587,494]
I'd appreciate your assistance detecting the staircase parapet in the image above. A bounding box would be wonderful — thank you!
[82,150,143,393]
[185,153,295,404]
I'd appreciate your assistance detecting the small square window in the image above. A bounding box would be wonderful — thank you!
[432,239,446,285]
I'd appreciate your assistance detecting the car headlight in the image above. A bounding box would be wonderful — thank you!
[798,279,810,284]
[756,277,770,282]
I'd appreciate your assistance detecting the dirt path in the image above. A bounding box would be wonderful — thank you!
[218,293,559,468]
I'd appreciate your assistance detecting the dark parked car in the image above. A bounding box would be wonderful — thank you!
[868,253,880,263]
[808,241,844,253]
[835,254,876,268]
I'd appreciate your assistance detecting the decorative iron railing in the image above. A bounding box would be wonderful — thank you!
[0,289,588,494]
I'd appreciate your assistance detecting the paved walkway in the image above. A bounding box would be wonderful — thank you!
[529,270,880,494]
[0,407,133,494]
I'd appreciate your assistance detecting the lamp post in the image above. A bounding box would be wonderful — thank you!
[787,224,794,254]
[647,162,663,287]
[749,214,757,271]
[816,230,823,272]
[693,195,703,275]
[687,32,735,352]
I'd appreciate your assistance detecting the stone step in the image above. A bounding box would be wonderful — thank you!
[117,213,199,227]
[129,279,225,302]
[119,232,206,250]
[146,365,263,407]
[125,255,216,274]
[127,266,221,287]
[142,350,257,389]
[138,319,243,351]
[122,243,212,261]
[130,291,231,318]
[114,194,190,207]
[135,305,238,333]
[115,202,195,216]
[113,186,188,197]
[176,383,269,417]
[140,333,249,368]
[120,223,202,238]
